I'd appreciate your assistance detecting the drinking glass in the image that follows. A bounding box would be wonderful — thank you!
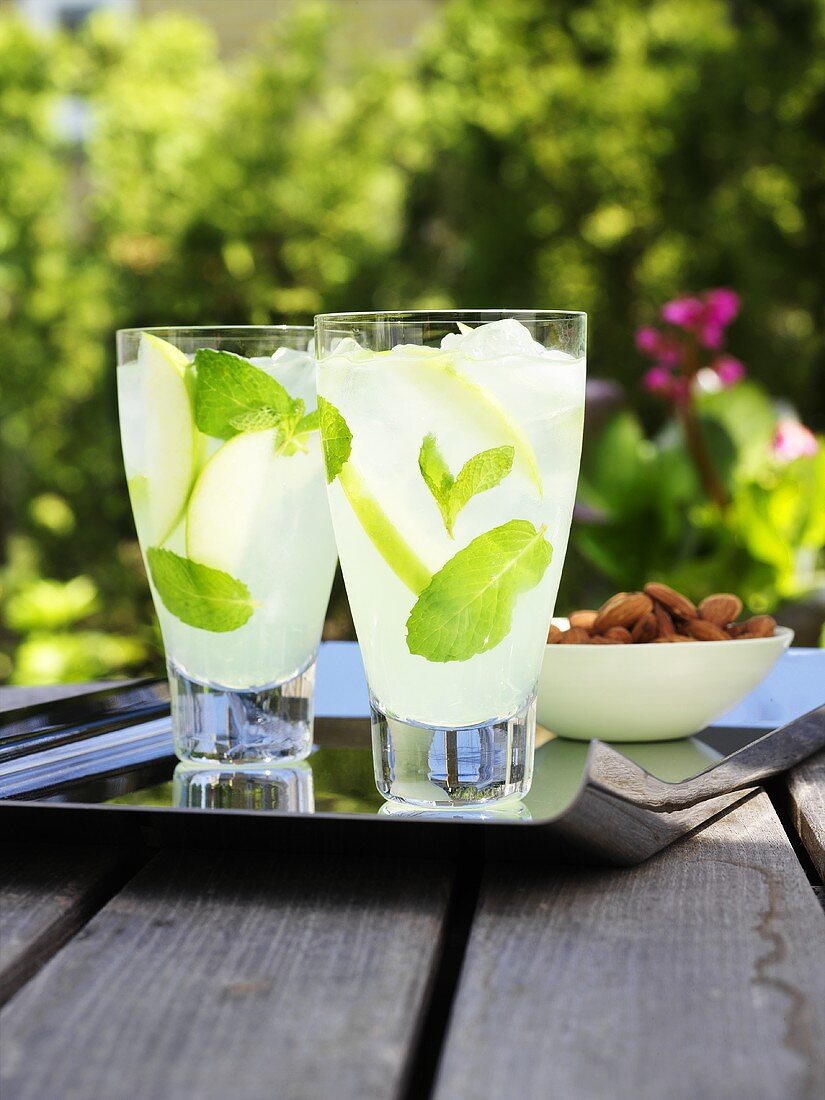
[117,326,337,765]
[315,310,586,807]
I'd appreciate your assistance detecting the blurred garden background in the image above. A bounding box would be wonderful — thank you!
[1,0,823,685]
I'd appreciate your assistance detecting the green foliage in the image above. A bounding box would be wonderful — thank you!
[1,0,824,681]
[575,382,825,613]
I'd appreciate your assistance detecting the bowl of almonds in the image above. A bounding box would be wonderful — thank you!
[538,583,793,742]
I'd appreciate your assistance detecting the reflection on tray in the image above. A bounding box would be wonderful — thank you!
[378,799,532,822]
[100,731,723,821]
[173,762,315,813]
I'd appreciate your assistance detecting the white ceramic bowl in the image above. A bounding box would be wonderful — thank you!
[537,619,793,742]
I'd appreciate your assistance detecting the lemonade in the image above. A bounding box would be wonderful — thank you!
[316,313,586,806]
[117,327,337,764]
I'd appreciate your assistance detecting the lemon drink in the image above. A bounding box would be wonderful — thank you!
[316,312,586,806]
[117,327,337,765]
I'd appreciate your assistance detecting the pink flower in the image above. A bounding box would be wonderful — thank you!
[698,321,724,350]
[643,365,673,395]
[635,326,683,365]
[705,288,740,327]
[662,297,704,328]
[714,355,745,387]
[661,288,740,348]
[772,420,819,462]
[635,326,661,355]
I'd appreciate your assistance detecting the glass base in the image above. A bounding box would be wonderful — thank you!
[370,694,536,808]
[168,659,315,766]
[172,762,314,812]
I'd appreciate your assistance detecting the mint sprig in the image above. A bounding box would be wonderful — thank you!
[419,434,514,537]
[194,349,301,440]
[146,547,255,632]
[275,407,320,456]
[406,519,552,662]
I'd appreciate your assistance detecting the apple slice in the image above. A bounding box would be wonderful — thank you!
[185,429,297,577]
[117,333,196,545]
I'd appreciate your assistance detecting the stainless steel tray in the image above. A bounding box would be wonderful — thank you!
[1,680,823,865]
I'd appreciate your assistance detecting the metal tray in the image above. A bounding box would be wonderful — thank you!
[1,680,823,866]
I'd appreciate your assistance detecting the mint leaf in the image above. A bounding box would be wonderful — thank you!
[146,547,255,632]
[228,407,283,432]
[318,396,352,482]
[194,349,298,439]
[406,519,552,662]
[451,445,514,525]
[296,408,319,434]
[275,406,321,456]
[419,434,514,537]
[419,433,454,529]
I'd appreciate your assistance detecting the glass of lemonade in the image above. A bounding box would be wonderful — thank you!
[315,310,586,808]
[116,326,337,766]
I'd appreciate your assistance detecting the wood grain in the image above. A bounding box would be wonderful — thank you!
[0,849,451,1100]
[0,844,136,1006]
[434,792,825,1100]
[786,749,825,883]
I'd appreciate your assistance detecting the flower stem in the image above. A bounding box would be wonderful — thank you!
[678,339,730,510]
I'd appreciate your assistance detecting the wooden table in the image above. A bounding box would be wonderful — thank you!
[1,656,824,1100]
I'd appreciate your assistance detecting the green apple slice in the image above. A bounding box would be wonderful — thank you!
[366,349,542,497]
[185,430,281,576]
[118,333,196,545]
[338,463,433,596]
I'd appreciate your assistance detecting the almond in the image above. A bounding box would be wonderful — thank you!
[699,593,742,627]
[631,613,658,644]
[682,618,730,641]
[644,582,697,620]
[655,632,691,643]
[569,609,598,630]
[729,615,776,639]
[547,624,564,643]
[593,592,653,633]
[605,626,632,644]
[588,634,622,644]
[558,626,591,644]
[653,601,675,636]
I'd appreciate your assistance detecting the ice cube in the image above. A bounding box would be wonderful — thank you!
[330,336,371,360]
[440,318,547,359]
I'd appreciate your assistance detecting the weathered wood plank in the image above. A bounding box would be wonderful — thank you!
[434,792,825,1100]
[0,844,136,1006]
[786,750,825,884]
[0,850,451,1100]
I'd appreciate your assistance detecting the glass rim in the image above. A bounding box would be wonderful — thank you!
[116,325,314,337]
[314,308,586,325]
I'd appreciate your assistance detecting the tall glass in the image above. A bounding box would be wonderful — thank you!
[315,310,586,807]
[116,326,337,765]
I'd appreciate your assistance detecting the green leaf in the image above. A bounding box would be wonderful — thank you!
[583,410,646,513]
[696,381,777,471]
[318,396,352,482]
[419,433,455,528]
[146,547,255,632]
[228,407,283,432]
[450,445,514,530]
[297,408,319,434]
[194,349,298,439]
[418,434,514,537]
[406,519,553,662]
